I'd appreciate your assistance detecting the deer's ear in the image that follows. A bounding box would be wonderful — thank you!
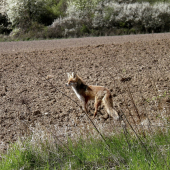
[67,73,71,78]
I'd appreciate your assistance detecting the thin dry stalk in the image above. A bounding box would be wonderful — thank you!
[18,95,84,164]
[97,55,155,165]
[125,83,141,121]
[23,54,120,164]
[122,111,156,165]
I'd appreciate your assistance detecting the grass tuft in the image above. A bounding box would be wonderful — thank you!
[0,129,170,169]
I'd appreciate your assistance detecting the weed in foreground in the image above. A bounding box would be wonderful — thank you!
[0,129,170,169]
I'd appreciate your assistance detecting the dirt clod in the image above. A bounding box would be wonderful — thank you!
[1,34,170,152]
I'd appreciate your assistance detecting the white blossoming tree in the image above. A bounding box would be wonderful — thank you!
[4,0,170,37]
[6,0,67,29]
[50,1,170,37]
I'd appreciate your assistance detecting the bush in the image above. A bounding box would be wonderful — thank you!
[6,0,67,29]
[50,0,99,37]
[5,0,170,39]
[50,1,170,38]
[10,22,48,40]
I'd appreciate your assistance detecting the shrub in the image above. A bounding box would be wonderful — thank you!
[5,0,170,39]
[10,21,48,40]
[50,0,99,37]
[50,1,170,38]
[6,0,67,29]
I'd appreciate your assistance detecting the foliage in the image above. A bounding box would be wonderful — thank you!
[3,0,170,39]
[50,1,170,37]
[6,0,67,29]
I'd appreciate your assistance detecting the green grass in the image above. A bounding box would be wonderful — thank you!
[0,130,170,169]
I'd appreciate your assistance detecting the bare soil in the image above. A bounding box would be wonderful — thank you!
[1,33,170,151]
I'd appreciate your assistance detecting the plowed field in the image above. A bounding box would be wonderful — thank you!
[1,33,170,151]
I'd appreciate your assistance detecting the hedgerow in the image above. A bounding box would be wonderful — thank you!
[50,1,170,37]
[2,0,170,38]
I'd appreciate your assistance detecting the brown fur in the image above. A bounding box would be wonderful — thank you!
[66,73,119,120]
